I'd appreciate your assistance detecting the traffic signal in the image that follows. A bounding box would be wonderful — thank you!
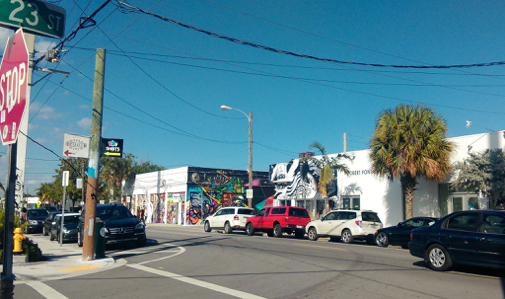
[45,49,59,63]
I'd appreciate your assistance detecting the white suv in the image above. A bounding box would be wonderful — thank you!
[306,210,383,243]
[203,207,256,234]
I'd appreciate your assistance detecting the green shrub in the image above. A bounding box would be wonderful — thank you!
[0,208,44,263]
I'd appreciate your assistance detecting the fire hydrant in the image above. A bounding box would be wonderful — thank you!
[13,227,26,253]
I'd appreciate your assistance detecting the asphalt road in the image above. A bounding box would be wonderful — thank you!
[14,225,505,299]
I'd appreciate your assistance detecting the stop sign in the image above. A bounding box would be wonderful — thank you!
[0,29,29,145]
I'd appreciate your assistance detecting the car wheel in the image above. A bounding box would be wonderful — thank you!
[376,232,389,247]
[341,229,353,244]
[204,221,212,232]
[246,223,255,236]
[267,231,274,237]
[224,222,233,234]
[43,227,48,236]
[308,227,318,241]
[426,244,453,271]
[273,224,283,238]
[77,230,83,247]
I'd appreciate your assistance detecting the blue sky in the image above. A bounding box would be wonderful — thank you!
[1,0,505,194]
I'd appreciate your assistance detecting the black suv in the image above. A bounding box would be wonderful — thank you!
[26,208,49,233]
[77,204,146,248]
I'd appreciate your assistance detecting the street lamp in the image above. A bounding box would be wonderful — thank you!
[221,105,253,208]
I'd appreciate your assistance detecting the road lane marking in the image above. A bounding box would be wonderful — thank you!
[59,265,101,272]
[128,264,266,299]
[26,281,68,299]
[293,243,346,251]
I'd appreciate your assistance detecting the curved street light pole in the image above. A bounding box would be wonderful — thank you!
[221,105,253,207]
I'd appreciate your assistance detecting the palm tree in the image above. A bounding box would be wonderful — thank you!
[302,142,351,212]
[369,105,453,220]
[100,154,136,203]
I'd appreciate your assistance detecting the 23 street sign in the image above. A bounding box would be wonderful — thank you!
[0,0,66,38]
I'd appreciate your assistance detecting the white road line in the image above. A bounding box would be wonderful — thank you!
[128,264,266,299]
[138,247,185,265]
[26,281,68,299]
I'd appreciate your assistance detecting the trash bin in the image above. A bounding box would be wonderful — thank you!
[94,220,106,259]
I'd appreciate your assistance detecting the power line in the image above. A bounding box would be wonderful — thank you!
[115,1,505,70]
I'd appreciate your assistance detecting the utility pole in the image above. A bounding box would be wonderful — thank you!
[82,49,106,261]
[343,133,347,153]
[248,111,253,208]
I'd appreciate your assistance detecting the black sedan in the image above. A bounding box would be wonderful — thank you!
[409,210,505,271]
[26,208,49,233]
[50,213,80,242]
[375,217,438,248]
[77,204,146,248]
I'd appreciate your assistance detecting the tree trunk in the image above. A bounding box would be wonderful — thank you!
[401,175,417,220]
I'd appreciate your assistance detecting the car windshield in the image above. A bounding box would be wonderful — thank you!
[63,215,80,223]
[28,210,48,217]
[96,206,132,220]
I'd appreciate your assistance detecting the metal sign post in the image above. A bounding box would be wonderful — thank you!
[60,171,69,246]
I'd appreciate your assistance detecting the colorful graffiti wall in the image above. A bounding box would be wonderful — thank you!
[166,192,184,224]
[185,170,249,225]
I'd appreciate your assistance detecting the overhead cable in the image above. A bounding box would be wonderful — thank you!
[115,1,505,70]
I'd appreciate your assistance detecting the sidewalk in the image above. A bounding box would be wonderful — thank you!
[12,234,122,282]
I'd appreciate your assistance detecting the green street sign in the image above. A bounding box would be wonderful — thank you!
[0,0,65,38]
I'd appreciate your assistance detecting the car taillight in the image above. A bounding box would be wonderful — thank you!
[285,216,289,222]
[355,220,362,227]
[234,215,239,221]
[410,233,413,240]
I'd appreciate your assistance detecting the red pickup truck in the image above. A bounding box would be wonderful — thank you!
[245,206,311,238]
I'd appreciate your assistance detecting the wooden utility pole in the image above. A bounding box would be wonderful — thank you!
[82,49,105,261]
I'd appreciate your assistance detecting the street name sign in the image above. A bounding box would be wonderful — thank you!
[101,138,123,158]
[0,0,66,38]
[0,29,28,145]
[63,133,90,158]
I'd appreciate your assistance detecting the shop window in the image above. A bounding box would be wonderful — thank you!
[343,196,360,210]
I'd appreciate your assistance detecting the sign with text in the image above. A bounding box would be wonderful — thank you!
[101,138,123,158]
[63,133,90,158]
[0,29,28,145]
[0,0,66,38]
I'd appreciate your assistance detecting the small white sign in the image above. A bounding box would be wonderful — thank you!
[63,133,91,158]
[76,178,82,189]
[246,188,253,199]
[62,171,69,187]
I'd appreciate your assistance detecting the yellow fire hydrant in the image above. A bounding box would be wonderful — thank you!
[13,227,26,253]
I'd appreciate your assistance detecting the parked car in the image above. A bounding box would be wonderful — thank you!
[25,208,49,233]
[409,210,505,271]
[43,206,58,212]
[43,211,65,236]
[245,206,311,238]
[50,213,80,242]
[375,217,439,248]
[306,210,383,243]
[77,204,146,248]
[204,206,256,233]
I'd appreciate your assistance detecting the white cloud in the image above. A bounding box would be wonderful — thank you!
[79,104,90,109]
[0,28,14,53]
[34,137,47,144]
[29,102,60,120]
[77,118,91,129]
[34,38,56,60]
[28,123,39,131]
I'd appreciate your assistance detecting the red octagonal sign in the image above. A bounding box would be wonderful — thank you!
[0,29,29,145]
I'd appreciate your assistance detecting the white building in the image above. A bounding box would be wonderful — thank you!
[270,130,505,227]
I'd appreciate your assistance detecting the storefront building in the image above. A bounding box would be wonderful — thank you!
[122,167,274,225]
[270,130,505,227]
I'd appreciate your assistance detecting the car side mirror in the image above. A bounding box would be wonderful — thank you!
[320,216,324,221]
[397,222,402,227]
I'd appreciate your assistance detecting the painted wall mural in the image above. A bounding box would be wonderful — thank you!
[185,170,249,225]
[269,159,337,200]
[166,192,184,224]
[149,193,165,223]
